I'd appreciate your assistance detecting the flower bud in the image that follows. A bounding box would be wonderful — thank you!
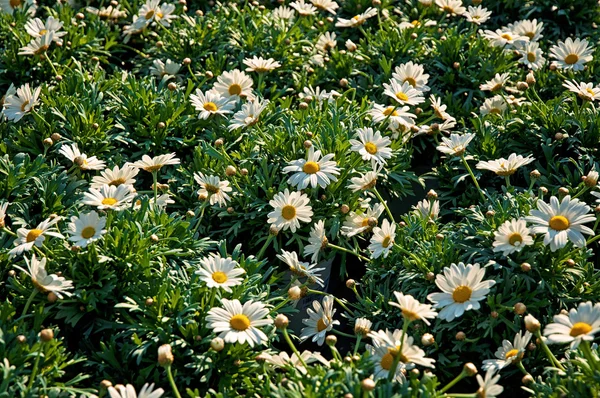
[521,262,531,272]
[167,82,177,91]
[145,298,154,306]
[269,225,279,236]
[326,335,337,346]
[455,331,466,341]
[339,78,348,88]
[211,337,225,351]
[157,122,166,129]
[522,374,534,385]
[214,138,224,147]
[100,380,113,389]
[361,378,376,391]
[205,71,214,79]
[47,292,58,303]
[421,333,434,346]
[558,187,569,196]
[426,189,438,200]
[150,234,159,242]
[516,81,529,91]
[490,311,498,318]
[485,210,495,218]
[225,165,237,176]
[43,138,53,147]
[275,314,289,329]
[299,102,309,110]
[340,204,350,214]
[183,57,191,65]
[158,344,174,366]
[354,318,372,336]
[288,286,302,300]
[453,62,460,69]
[426,272,435,281]
[585,170,599,187]
[304,140,312,149]
[367,217,378,227]
[524,314,541,333]
[526,71,536,85]
[463,362,478,376]
[40,329,54,342]
[514,302,527,315]
[346,279,356,289]
[51,133,62,142]
[16,335,26,344]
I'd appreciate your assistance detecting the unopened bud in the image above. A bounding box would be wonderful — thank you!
[346,279,356,289]
[453,62,460,69]
[183,57,191,65]
[522,374,534,385]
[516,81,529,91]
[426,189,438,200]
[269,226,279,236]
[100,380,112,389]
[361,378,376,391]
[157,122,166,129]
[340,204,350,214]
[17,335,27,344]
[40,329,54,342]
[426,272,435,281]
[326,335,337,346]
[299,102,309,110]
[304,140,312,149]
[145,298,154,306]
[558,187,569,196]
[288,286,302,300]
[526,71,536,85]
[214,138,224,147]
[205,71,214,79]
[211,337,225,351]
[339,78,348,88]
[225,165,237,176]
[51,133,61,142]
[463,362,478,376]
[43,138,53,147]
[455,331,466,341]
[241,168,249,176]
[275,314,289,329]
[524,314,540,333]
[514,302,527,315]
[158,344,174,366]
[167,82,177,91]
[150,234,159,242]
[491,311,498,318]
[521,262,531,272]
[421,333,434,346]
[530,169,541,179]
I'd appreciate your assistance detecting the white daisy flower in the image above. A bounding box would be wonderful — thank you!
[549,37,594,71]
[262,350,329,374]
[348,170,379,192]
[82,184,137,211]
[304,220,327,263]
[310,0,338,14]
[18,32,54,56]
[349,128,393,166]
[544,301,600,349]
[524,195,595,252]
[392,62,430,92]
[2,83,41,122]
[277,250,325,286]
[129,153,180,173]
[476,369,504,398]
[283,146,340,190]
[243,56,281,73]
[563,80,600,101]
[190,89,234,119]
[515,41,546,70]
[429,95,454,121]
[480,29,529,48]
[9,217,64,257]
[228,98,269,131]
[86,5,128,20]
[149,59,181,80]
[107,383,164,398]
[212,69,254,100]
[492,219,534,256]
[480,95,507,116]
[335,7,377,27]
[25,16,66,44]
[368,103,416,129]
[341,203,384,236]
[135,0,177,28]
[482,331,532,371]
[509,19,544,42]
[300,86,341,103]
[59,143,106,171]
[354,318,373,336]
[133,194,174,210]
[435,0,466,15]
[463,5,491,25]
[383,80,425,106]
[368,219,396,259]
[91,165,139,189]
[194,172,232,207]
[267,189,313,233]
[67,211,107,248]
[427,262,496,322]
[195,254,245,292]
[415,119,456,137]
[367,342,407,383]
[300,295,340,345]
[436,133,475,156]
[316,32,337,52]
[290,0,317,16]
[413,199,439,221]
[0,202,8,228]
[206,298,273,347]
[389,292,437,325]
[14,254,73,298]
[476,153,535,176]
[271,6,295,20]
[480,73,510,92]
[0,0,36,15]
[368,329,436,374]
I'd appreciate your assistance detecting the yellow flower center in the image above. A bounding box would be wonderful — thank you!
[395,92,409,101]
[524,31,535,39]
[20,100,30,112]
[101,197,118,206]
[203,102,218,112]
[490,83,502,92]
[205,184,220,194]
[317,318,328,332]
[381,235,393,248]
[352,15,360,20]
[281,205,296,220]
[361,218,370,227]
[229,314,251,331]
[564,54,579,65]
[35,44,50,55]
[501,33,513,41]
[401,308,420,321]
[212,271,228,283]
[303,161,320,174]
[586,88,595,97]
[39,29,48,35]
[156,11,163,19]
[26,229,43,243]
[549,215,570,231]
[403,77,417,87]
[411,20,420,26]
[145,9,155,19]
[452,285,472,303]
[443,6,454,12]
[570,322,593,337]
[10,0,21,7]
[144,165,162,172]
[383,106,399,117]
[228,84,243,96]
[364,142,378,155]
[508,233,523,246]
[109,178,127,186]
[505,349,520,359]
[81,226,96,239]
[527,52,536,62]
[489,108,501,115]
[380,352,394,370]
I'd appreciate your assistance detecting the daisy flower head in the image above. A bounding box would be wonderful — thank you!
[341,203,384,236]
[267,189,313,233]
[0,0,37,15]
[368,219,396,259]
[415,119,456,137]
[135,0,177,28]
[509,19,544,42]
[82,184,137,211]
[0,202,8,228]
[463,5,491,25]
[429,95,454,121]
[213,69,254,100]
[190,89,234,119]
[427,262,496,322]
[436,133,475,157]
[149,59,181,80]
[476,369,504,398]
[243,56,281,73]
[14,255,74,299]
[480,29,529,48]
[59,143,106,171]
[130,153,180,173]
[492,218,534,256]
[348,169,380,192]
[480,73,510,92]
[368,343,407,383]
[290,0,317,16]
[392,62,430,92]
[413,199,439,221]
[476,153,535,176]
[310,0,338,14]
[316,32,337,52]
[206,299,272,347]
[482,330,532,371]
[525,195,595,252]
[25,16,66,44]
[9,217,64,257]
[549,37,594,71]
[349,127,393,165]
[368,329,436,372]
[355,318,373,336]
[2,83,41,122]
[277,250,325,286]
[19,31,54,56]
[86,5,128,20]
[563,80,600,102]
[480,95,507,116]
[304,220,328,263]
[300,295,340,345]
[67,211,107,248]
[544,301,600,349]
[133,194,174,211]
[435,0,466,15]
[108,383,164,398]
[228,98,269,131]
[383,80,426,106]
[195,254,245,292]
[91,164,139,189]
[515,41,546,70]
[335,7,377,28]
[389,292,437,325]
[271,6,295,20]
[194,172,232,207]
[263,350,329,374]
[368,103,416,129]
[283,146,340,190]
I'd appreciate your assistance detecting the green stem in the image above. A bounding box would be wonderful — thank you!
[373,188,396,224]
[586,234,600,246]
[282,328,308,368]
[332,329,356,339]
[461,155,485,201]
[26,342,44,393]
[270,298,290,313]
[534,331,565,371]
[166,365,182,398]
[2,227,17,237]
[152,171,158,204]
[256,235,274,260]
[327,242,370,262]
[516,361,530,376]
[21,289,38,318]
[44,55,60,77]
[439,370,467,394]
[580,341,600,371]
[353,335,362,356]
[572,186,589,199]
[505,175,511,189]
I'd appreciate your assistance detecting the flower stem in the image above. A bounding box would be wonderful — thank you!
[373,188,396,224]
[26,340,44,394]
[516,361,530,376]
[256,235,274,260]
[439,370,467,394]
[327,242,370,262]
[166,365,183,398]
[281,328,308,368]
[152,171,158,204]
[580,341,600,371]
[534,331,565,371]
[21,289,38,318]
[353,335,362,356]
[460,155,485,201]
[572,186,589,199]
